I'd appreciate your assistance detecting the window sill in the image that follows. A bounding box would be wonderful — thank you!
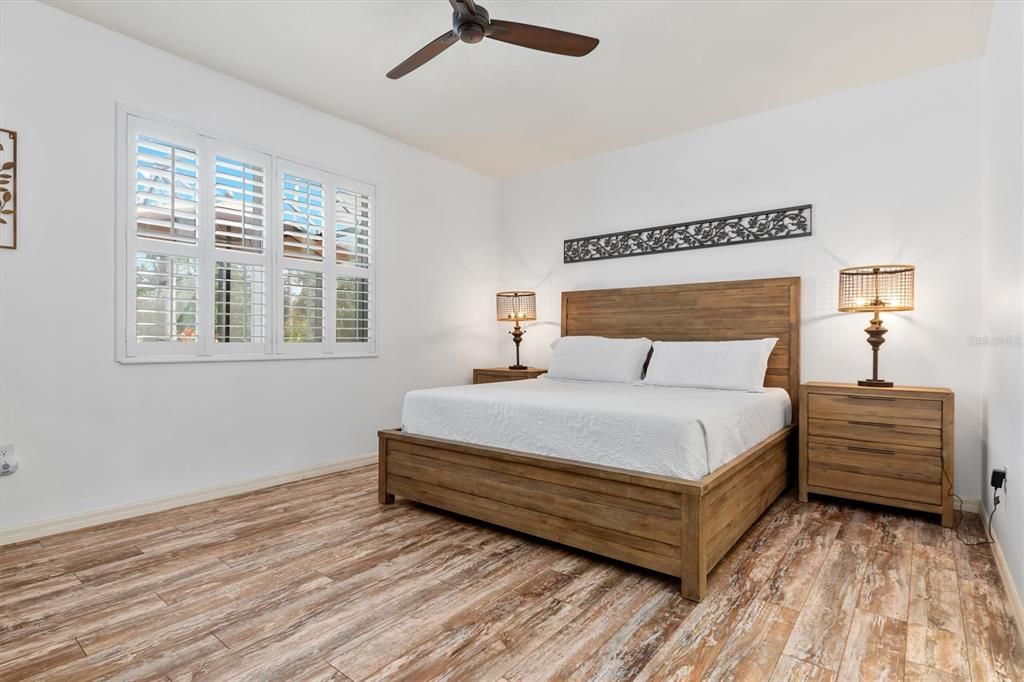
[117,352,379,365]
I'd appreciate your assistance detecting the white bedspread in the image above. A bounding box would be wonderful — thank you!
[401,377,792,479]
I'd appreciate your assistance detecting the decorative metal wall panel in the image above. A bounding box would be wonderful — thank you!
[0,129,15,250]
[563,204,811,264]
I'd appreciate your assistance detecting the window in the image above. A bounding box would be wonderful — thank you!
[282,269,323,343]
[135,252,198,344]
[276,163,374,354]
[119,112,376,362]
[214,262,266,344]
[334,186,373,344]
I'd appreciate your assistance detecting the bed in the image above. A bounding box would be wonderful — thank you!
[378,276,800,601]
[401,379,792,480]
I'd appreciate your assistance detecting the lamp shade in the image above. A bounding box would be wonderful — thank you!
[838,265,915,312]
[496,291,536,321]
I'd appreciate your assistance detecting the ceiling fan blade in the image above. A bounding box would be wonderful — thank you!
[387,31,459,80]
[487,19,598,57]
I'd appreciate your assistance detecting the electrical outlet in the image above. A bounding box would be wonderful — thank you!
[0,443,17,476]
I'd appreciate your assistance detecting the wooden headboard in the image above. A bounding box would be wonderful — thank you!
[561,276,801,416]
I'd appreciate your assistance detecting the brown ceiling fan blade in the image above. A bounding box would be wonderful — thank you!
[487,20,598,57]
[387,31,459,80]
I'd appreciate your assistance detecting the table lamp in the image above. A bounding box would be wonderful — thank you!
[838,265,915,387]
[496,291,536,370]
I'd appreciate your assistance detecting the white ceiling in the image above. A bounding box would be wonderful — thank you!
[46,0,993,178]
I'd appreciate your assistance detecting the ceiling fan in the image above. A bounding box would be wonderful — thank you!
[387,0,599,79]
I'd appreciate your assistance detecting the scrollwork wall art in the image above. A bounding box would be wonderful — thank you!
[563,204,811,264]
[0,129,15,249]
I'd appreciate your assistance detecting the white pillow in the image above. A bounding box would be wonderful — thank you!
[546,336,652,384]
[642,338,779,392]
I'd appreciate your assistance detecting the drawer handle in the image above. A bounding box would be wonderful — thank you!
[848,445,896,455]
[846,395,896,402]
[848,420,895,428]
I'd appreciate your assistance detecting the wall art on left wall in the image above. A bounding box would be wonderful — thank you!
[0,129,15,249]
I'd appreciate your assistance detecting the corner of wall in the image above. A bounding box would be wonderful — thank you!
[980,0,1024,609]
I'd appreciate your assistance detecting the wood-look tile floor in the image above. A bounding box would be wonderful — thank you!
[2,465,1022,681]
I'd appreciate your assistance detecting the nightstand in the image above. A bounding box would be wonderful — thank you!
[799,382,954,527]
[473,367,547,384]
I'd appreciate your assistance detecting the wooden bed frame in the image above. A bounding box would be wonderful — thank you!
[378,276,800,601]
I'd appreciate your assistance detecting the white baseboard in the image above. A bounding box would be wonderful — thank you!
[978,503,1024,644]
[0,455,377,545]
[958,496,982,514]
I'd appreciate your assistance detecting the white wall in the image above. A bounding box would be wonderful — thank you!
[0,1,501,529]
[981,0,1024,600]
[0,1,1009,550]
[499,60,987,499]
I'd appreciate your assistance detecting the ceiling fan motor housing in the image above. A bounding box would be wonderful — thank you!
[454,3,489,43]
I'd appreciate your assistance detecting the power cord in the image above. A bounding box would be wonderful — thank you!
[942,451,997,546]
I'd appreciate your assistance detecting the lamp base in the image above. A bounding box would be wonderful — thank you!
[859,313,894,388]
[858,378,894,388]
[508,320,527,372]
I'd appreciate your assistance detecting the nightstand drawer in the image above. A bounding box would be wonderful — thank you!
[806,462,942,503]
[808,417,942,450]
[808,467,941,505]
[807,393,942,429]
[807,438,941,484]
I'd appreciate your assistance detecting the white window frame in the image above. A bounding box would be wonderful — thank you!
[115,105,379,364]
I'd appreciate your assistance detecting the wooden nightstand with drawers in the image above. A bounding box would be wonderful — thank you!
[799,382,954,527]
[472,367,547,384]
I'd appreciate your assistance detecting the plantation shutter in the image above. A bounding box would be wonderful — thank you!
[120,112,376,362]
[214,155,266,253]
[278,163,330,353]
[334,188,370,268]
[281,173,325,261]
[334,185,373,344]
[127,117,202,356]
[282,269,324,343]
[135,135,199,244]
[135,252,199,342]
[277,163,376,354]
[208,141,273,356]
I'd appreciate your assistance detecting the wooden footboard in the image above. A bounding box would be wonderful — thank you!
[378,425,794,601]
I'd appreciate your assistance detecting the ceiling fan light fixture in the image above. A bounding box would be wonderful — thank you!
[458,23,486,44]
